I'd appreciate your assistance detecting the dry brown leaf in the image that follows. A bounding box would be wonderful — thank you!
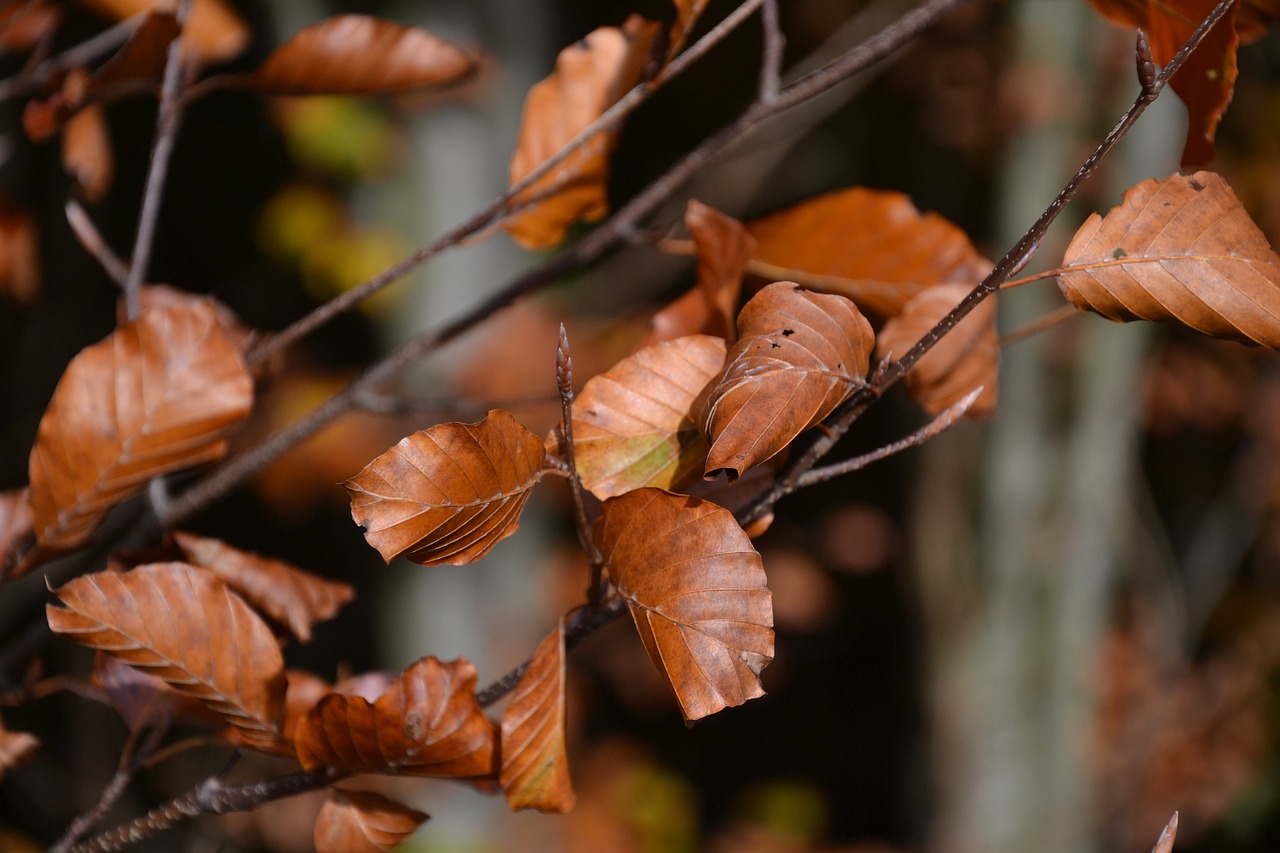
[548,335,725,499]
[595,488,773,722]
[668,0,712,59]
[747,187,992,318]
[91,9,178,90]
[282,669,332,744]
[76,0,248,66]
[346,409,548,567]
[48,562,287,753]
[875,282,998,417]
[504,16,659,249]
[26,301,252,560]
[0,1,61,54]
[1152,812,1179,853]
[93,651,226,732]
[124,285,253,352]
[0,199,38,304]
[698,282,874,481]
[1057,171,1280,348]
[500,618,574,813]
[0,718,37,781]
[294,656,497,777]
[0,489,32,568]
[62,75,114,202]
[314,790,428,853]
[250,15,476,96]
[172,532,354,644]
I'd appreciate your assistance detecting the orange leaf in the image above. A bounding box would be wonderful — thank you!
[668,0,712,59]
[876,283,998,417]
[0,199,38,304]
[595,488,773,722]
[76,0,248,66]
[0,717,37,782]
[26,301,252,557]
[47,562,287,753]
[500,618,574,813]
[282,669,332,744]
[0,1,61,54]
[1056,171,1280,347]
[294,656,497,777]
[0,488,32,568]
[548,335,726,499]
[346,409,548,567]
[314,790,428,853]
[747,187,992,318]
[250,16,476,96]
[504,16,659,249]
[92,10,179,90]
[62,81,114,202]
[698,282,873,481]
[173,532,354,644]
[124,285,253,352]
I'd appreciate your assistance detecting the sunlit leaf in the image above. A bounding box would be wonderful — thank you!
[314,790,428,853]
[47,563,287,753]
[26,301,253,559]
[0,718,37,781]
[1057,171,1280,347]
[548,335,726,499]
[76,0,248,66]
[698,282,873,481]
[346,409,548,566]
[595,488,773,722]
[295,656,497,777]
[500,618,574,813]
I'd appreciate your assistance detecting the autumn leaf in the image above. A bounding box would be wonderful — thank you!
[747,187,992,318]
[47,563,287,754]
[876,282,998,417]
[595,488,773,722]
[61,72,114,202]
[249,16,477,96]
[0,718,37,782]
[504,16,659,249]
[92,10,179,90]
[0,1,61,54]
[1152,812,1179,853]
[1056,171,1280,348]
[314,790,428,853]
[93,652,226,732]
[172,532,353,644]
[0,489,32,568]
[346,409,548,566]
[282,669,332,744]
[0,199,38,304]
[698,282,874,481]
[26,301,253,559]
[125,285,253,353]
[294,656,497,777]
[501,619,574,813]
[668,0,712,60]
[76,0,248,66]
[548,335,726,499]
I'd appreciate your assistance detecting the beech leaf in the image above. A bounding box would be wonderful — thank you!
[315,790,428,853]
[346,409,547,566]
[1152,812,1179,853]
[93,652,227,733]
[61,80,114,202]
[173,531,354,643]
[668,0,712,59]
[0,488,32,569]
[698,282,874,481]
[876,282,998,417]
[250,16,477,96]
[0,199,38,304]
[1056,171,1280,348]
[548,335,726,499]
[504,16,659,249]
[27,301,252,557]
[0,718,37,782]
[77,0,248,66]
[294,656,497,777]
[595,488,773,722]
[47,563,287,754]
[500,619,574,813]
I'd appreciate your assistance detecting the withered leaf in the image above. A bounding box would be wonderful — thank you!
[125,285,253,353]
[0,1,61,54]
[0,199,38,304]
[27,301,253,557]
[1057,171,1280,347]
[876,282,998,417]
[47,563,287,753]
[173,531,354,644]
[91,10,179,91]
[500,619,574,813]
[699,282,874,480]
[282,669,332,744]
[595,488,773,722]
[346,409,547,566]
[747,187,992,318]
[548,335,726,499]
[77,0,248,66]
[314,790,428,853]
[0,488,32,568]
[504,16,659,249]
[93,651,225,732]
[294,656,497,777]
[0,718,37,782]
[1152,812,1179,853]
[250,16,476,96]
[668,0,712,59]
[62,86,114,202]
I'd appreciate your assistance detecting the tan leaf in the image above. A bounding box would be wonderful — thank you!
[346,409,547,567]
[250,16,476,96]
[698,282,874,481]
[314,790,428,853]
[0,717,37,781]
[747,187,992,317]
[0,199,38,304]
[125,284,253,353]
[875,283,998,417]
[62,86,114,202]
[172,532,354,644]
[76,0,248,66]
[26,301,253,557]
[294,656,497,777]
[0,489,32,568]
[504,16,659,249]
[500,619,574,813]
[548,335,725,499]
[595,488,773,722]
[1057,171,1280,348]
[47,562,287,753]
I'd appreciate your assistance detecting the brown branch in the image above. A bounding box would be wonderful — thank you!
[555,325,604,606]
[759,0,785,103]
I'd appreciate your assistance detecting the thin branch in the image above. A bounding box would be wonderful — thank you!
[66,201,129,287]
[759,0,784,102]
[354,389,557,417]
[555,326,604,605]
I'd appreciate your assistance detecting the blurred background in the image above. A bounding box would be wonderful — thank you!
[4,0,1280,851]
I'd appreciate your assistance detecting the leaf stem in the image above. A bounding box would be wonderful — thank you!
[998,303,1079,347]
[66,201,129,288]
[555,326,605,606]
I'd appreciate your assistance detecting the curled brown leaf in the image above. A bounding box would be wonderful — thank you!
[314,790,428,853]
[500,619,574,813]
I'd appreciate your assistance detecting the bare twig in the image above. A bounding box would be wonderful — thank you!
[66,201,129,287]
[759,0,785,102]
[354,389,557,417]
[555,326,604,605]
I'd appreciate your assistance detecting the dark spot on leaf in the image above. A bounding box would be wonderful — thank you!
[771,342,780,349]
[404,709,424,741]
[1189,178,1204,192]
[782,329,795,336]
[1112,248,1127,259]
